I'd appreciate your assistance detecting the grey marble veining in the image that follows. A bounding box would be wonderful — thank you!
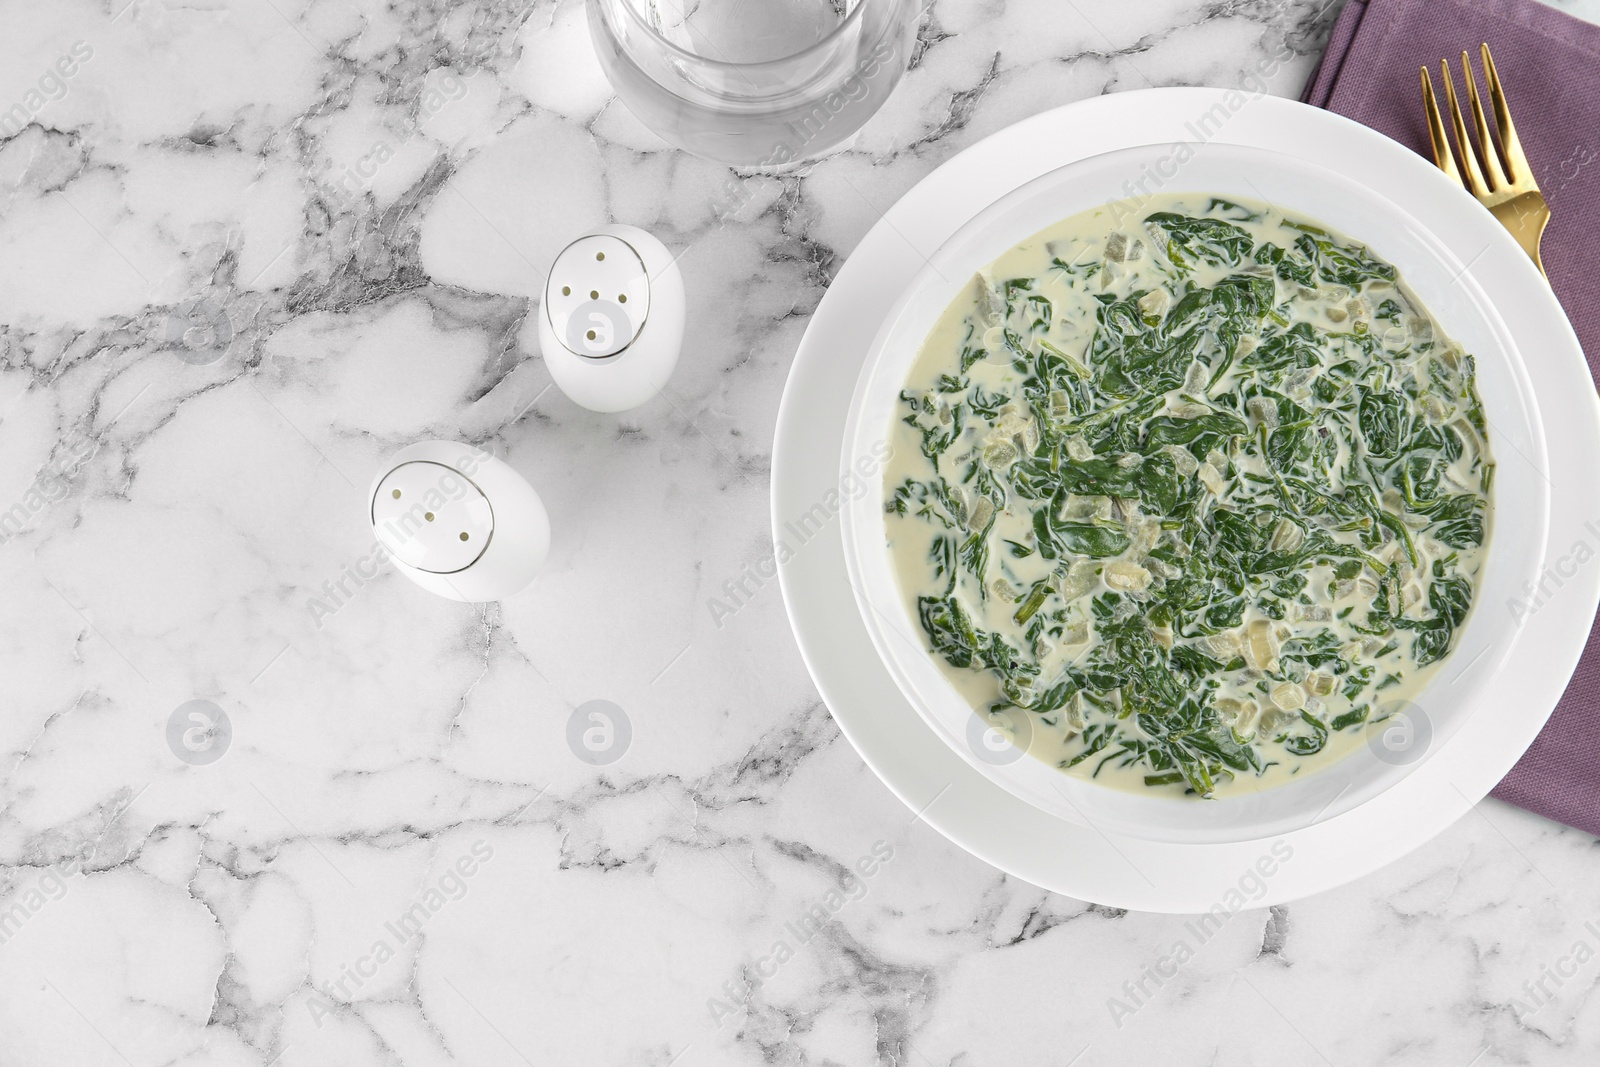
[2,0,1600,1063]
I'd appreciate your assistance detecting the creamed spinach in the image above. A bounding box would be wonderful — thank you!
[884,195,1493,798]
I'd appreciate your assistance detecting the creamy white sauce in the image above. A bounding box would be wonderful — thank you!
[884,194,1493,798]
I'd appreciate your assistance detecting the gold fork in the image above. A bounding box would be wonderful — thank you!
[1420,42,1549,275]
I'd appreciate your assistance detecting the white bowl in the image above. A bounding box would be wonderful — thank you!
[838,142,1548,845]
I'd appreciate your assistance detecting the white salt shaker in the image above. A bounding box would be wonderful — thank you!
[538,224,685,413]
[369,441,549,602]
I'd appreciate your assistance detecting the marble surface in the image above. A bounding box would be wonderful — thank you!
[5,0,1600,1064]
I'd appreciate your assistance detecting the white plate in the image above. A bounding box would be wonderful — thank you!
[773,87,1600,910]
[837,142,1547,844]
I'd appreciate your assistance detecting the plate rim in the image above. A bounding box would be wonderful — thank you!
[835,138,1550,844]
[772,86,1600,910]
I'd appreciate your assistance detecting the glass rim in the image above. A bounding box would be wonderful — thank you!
[608,0,878,73]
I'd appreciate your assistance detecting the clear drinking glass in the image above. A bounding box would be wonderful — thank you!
[587,0,919,167]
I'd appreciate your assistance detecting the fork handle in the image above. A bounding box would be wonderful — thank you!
[1489,194,1550,276]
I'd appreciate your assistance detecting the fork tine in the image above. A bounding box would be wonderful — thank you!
[1420,66,1464,187]
[1461,49,1508,191]
[1441,58,1489,197]
[1481,42,1533,186]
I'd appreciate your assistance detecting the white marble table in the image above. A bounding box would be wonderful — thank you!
[4,0,1600,1063]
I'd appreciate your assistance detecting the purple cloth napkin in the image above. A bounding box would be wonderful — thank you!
[1304,0,1600,835]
